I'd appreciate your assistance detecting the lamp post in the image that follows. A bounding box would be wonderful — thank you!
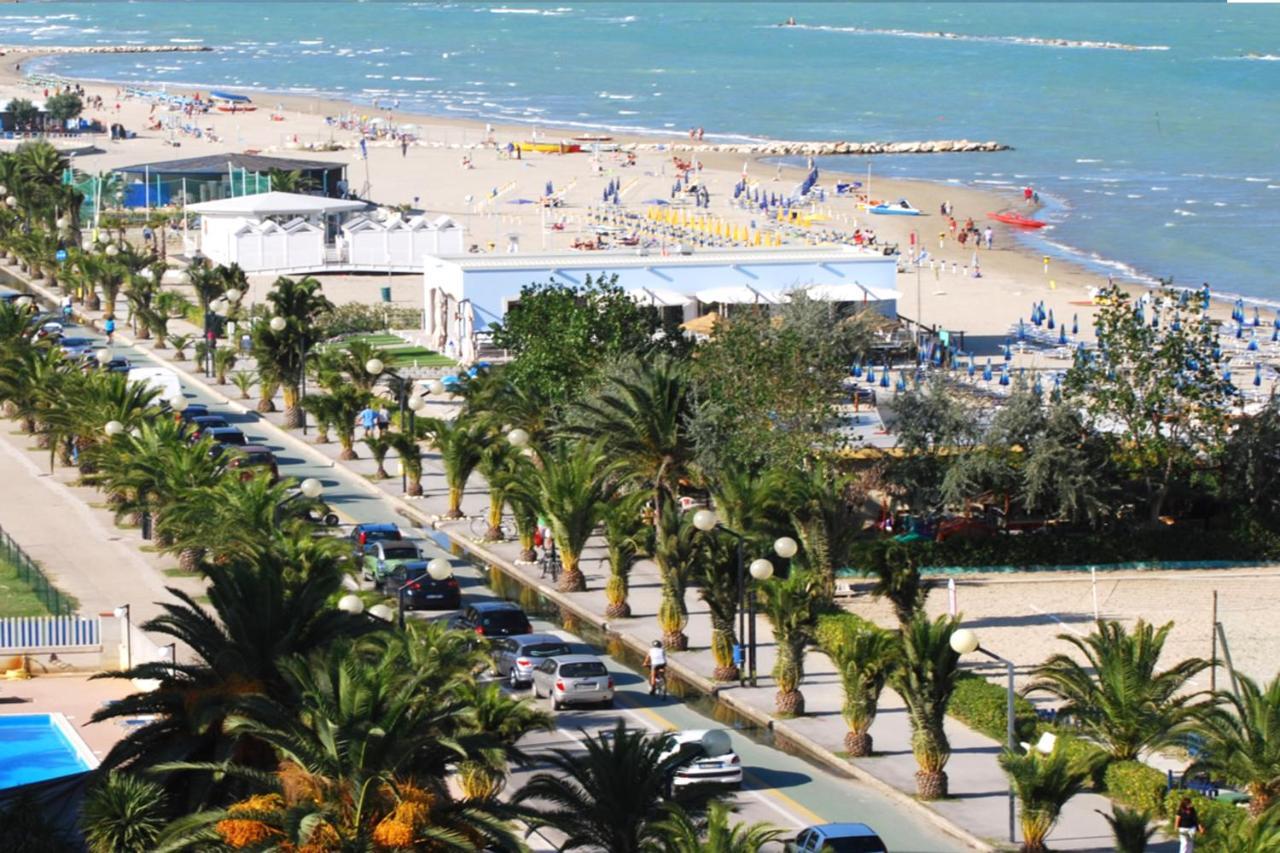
[399,556,452,629]
[951,627,1017,845]
[113,603,131,670]
[337,594,365,615]
[274,477,324,525]
[270,314,310,434]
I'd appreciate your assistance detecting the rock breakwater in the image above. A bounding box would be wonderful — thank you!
[2,44,212,56]
[631,139,1009,156]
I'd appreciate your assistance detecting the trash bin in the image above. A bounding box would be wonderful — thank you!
[380,286,392,303]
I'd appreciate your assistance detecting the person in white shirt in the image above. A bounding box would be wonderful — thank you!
[643,640,667,694]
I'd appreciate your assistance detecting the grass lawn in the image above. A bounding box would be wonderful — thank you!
[322,336,455,368]
[0,556,75,618]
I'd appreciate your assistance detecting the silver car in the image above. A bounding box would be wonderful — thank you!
[530,654,614,710]
[491,633,573,689]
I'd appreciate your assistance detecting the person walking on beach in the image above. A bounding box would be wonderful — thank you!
[939,231,946,250]
[1175,798,1202,853]
[400,137,408,158]
[1024,185,1034,205]
[359,404,377,439]
[983,226,994,249]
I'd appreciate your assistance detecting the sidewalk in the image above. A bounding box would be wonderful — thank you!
[20,270,1137,851]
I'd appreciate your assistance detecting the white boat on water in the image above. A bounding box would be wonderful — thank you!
[869,198,923,216]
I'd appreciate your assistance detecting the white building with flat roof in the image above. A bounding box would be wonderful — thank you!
[422,245,900,362]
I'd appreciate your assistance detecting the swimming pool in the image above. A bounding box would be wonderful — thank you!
[0,713,98,789]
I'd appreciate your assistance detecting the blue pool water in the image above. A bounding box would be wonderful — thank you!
[0,714,95,788]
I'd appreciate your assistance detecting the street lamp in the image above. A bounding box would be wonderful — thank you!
[692,508,767,686]
[269,315,287,332]
[951,627,1018,845]
[275,477,324,525]
[337,594,365,615]
[104,419,124,437]
[112,604,131,670]
[369,603,394,622]
[428,379,446,396]
[168,394,188,413]
[398,556,453,629]
[507,428,529,448]
[95,348,112,367]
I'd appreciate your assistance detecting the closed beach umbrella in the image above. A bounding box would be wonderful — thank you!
[896,373,907,392]
[879,368,890,389]
[1274,310,1280,330]
[1171,315,1181,332]
[999,366,1010,387]
[967,359,976,378]
[982,359,993,382]
[1223,367,1232,383]
[1249,335,1259,352]
[545,180,554,196]
[1273,328,1279,343]
[1003,341,1012,362]
[1254,307,1262,327]
[1047,309,1055,330]
[1058,324,1067,345]
[1017,318,1027,342]
[866,366,876,383]
[1033,374,1044,396]
[1256,364,1263,387]
[1236,323,1244,339]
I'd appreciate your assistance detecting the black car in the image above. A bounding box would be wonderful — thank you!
[187,415,231,440]
[205,426,248,447]
[81,353,131,373]
[390,561,462,611]
[176,403,211,422]
[450,602,532,638]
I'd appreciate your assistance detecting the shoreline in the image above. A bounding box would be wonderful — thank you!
[1,46,1249,341]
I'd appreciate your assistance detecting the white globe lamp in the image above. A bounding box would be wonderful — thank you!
[427,557,453,580]
[337,594,365,615]
[269,316,287,332]
[749,558,774,581]
[369,603,394,621]
[365,357,384,376]
[299,478,324,499]
[692,509,718,532]
[950,628,980,656]
[428,379,446,395]
[168,394,188,412]
[774,536,798,559]
[506,428,529,448]
[104,420,124,437]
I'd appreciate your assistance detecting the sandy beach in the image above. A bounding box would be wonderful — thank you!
[0,46,1186,353]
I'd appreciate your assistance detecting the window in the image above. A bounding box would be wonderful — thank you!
[382,544,420,560]
[559,662,607,679]
[523,642,571,659]
[819,837,886,853]
[538,660,556,674]
[795,831,813,851]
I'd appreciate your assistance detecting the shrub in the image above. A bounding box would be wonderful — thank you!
[947,673,1039,743]
[813,610,877,657]
[1057,733,1110,790]
[1104,761,1169,815]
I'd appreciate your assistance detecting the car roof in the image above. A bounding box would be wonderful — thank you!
[237,444,274,454]
[550,654,603,666]
[472,601,523,612]
[356,522,399,532]
[192,415,229,423]
[810,824,880,838]
[511,633,566,646]
[206,426,243,434]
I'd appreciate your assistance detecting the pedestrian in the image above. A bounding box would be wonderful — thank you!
[61,294,72,322]
[359,404,377,438]
[400,137,408,158]
[103,314,116,344]
[938,231,946,250]
[1174,797,1202,853]
[1024,185,1034,205]
[983,226,994,249]
[376,405,390,436]
[948,216,957,236]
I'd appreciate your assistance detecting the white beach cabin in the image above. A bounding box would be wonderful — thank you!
[186,191,370,273]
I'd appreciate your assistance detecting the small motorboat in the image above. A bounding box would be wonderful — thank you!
[869,198,922,216]
[988,211,1047,228]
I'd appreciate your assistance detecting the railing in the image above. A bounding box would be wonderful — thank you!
[0,614,100,653]
[0,523,74,616]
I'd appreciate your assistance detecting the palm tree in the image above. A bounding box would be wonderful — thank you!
[892,613,964,799]
[80,771,170,853]
[386,431,424,496]
[830,625,899,757]
[147,290,190,349]
[698,532,741,681]
[474,438,519,542]
[1190,673,1280,817]
[302,385,368,459]
[652,800,784,852]
[600,489,648,619]
[1096,807,1158,853]
[212,345,237,385]
[1000,745,1091,852]
[759,570,822,716]
[653,495,701,649]
[1025,620,1212,761]
[863,539,934,627]
[785,458,868,599]
[519,440,615,592]
[453,680,553,800]
[229,369,256,400]
[420,415,486,519]
[90,539,377,805]
[253,276,334,427]
[513,719,693,852]
[567,353,694,516]
[364,431,393,479]
[167,333,192,361]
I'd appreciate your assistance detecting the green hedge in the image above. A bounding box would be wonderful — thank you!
[1162,789,1246,842]
[1104,761,1169,815]
[948,673,1040,743]
[1057,733,1110,790]
[845,525,1280,571]
[813,610,878,658]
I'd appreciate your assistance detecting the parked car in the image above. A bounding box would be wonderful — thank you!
[531,654,614,710]
[786,824,887,853]
[449,601,532,638]
[361,539,423,586]
[204,426,248,447]
[388,561,462,611]
[82,353,131,373]
[226,444,280,482]
[56,336,94,357]
[490,633,573,688]
[659,730,743,792]
[187,415,231,441]
[348,522,402,559]
[175,402,210,422]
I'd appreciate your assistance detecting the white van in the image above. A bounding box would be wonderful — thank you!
[127,366,183,402]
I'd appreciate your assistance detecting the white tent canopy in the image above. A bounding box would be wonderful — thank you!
[627,287,693,308]
[186,191,369,218]
[695,285,782,305]
[796,283,903,303]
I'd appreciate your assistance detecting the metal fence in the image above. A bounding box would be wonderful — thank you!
[0,524,73,616]
[0,614,100,653]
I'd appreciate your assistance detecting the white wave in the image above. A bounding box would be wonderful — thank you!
[1222,53,1280,62]
[1149,186,1169,191]
[298,39,323,45]
[1076,158,1102,163]
[617,110,638,115]
[489,7,541,13]
[1173,209,1196,217]
[1126,194,1142,198]
[776,23,1168,51]
[597,92,634,100]
[1213,202,1228,207]
[1245,177,1270,182]
[1269,185,1280,190]
[168,38,203,43]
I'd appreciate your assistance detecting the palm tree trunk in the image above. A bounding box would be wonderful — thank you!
[710,625,739,682]
[658,575,688,650]
[282,386,303,428]
[444,485,464,519]
[338,435,357,460]
[558,550,586,593]
[845,729,874,757]
[407,473,423,497]
[604,573,631,619]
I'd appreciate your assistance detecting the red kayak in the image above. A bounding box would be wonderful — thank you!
[988,211,1047,228]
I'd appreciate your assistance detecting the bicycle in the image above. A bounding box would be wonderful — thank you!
[650,665,668,699]
[469,515,516,542]
[537,548,561,583]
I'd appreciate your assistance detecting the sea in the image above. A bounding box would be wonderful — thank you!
[6,1,1280,304]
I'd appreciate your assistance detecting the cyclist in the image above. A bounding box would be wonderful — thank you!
[643,639,667,695]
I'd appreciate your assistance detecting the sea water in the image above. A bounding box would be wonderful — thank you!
[6,2,1279,302]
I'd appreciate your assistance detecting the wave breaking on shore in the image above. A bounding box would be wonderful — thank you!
[777,23,1169,52]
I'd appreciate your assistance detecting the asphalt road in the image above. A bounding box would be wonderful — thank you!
[87,328,963,852]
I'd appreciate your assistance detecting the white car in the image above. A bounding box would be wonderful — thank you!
[660,729,743,790]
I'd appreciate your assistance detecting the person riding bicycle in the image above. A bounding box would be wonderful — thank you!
[643,640,667,695]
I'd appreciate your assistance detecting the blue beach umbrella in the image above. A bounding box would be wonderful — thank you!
[1236,323,1245,339]
[967,359,976,378]
[999,366,1010,387]
[545,180,554,196]
[1152,313,1160,329]
[1003,341,1013,362]
[1017,318,1027,342]
[1223,367,1232,383]
[879,368,890,389]
[1072,314,1079,336]
[850,360,862,377]
[1047,309,1055,330]
[1254,307,1262,327]
[1249,335,1259,352]
[1033,374,1044,396]
[982,359,993,382]
[896,373,907,393]
[1213,341,1223,360]
[1171,315,1181,332]
[1058,325,1067,345]
[1256,364,1264,387]
[866,366,876,383]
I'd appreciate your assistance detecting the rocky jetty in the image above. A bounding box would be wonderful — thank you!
[2,44,212,56]
[629,139,1009,156]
